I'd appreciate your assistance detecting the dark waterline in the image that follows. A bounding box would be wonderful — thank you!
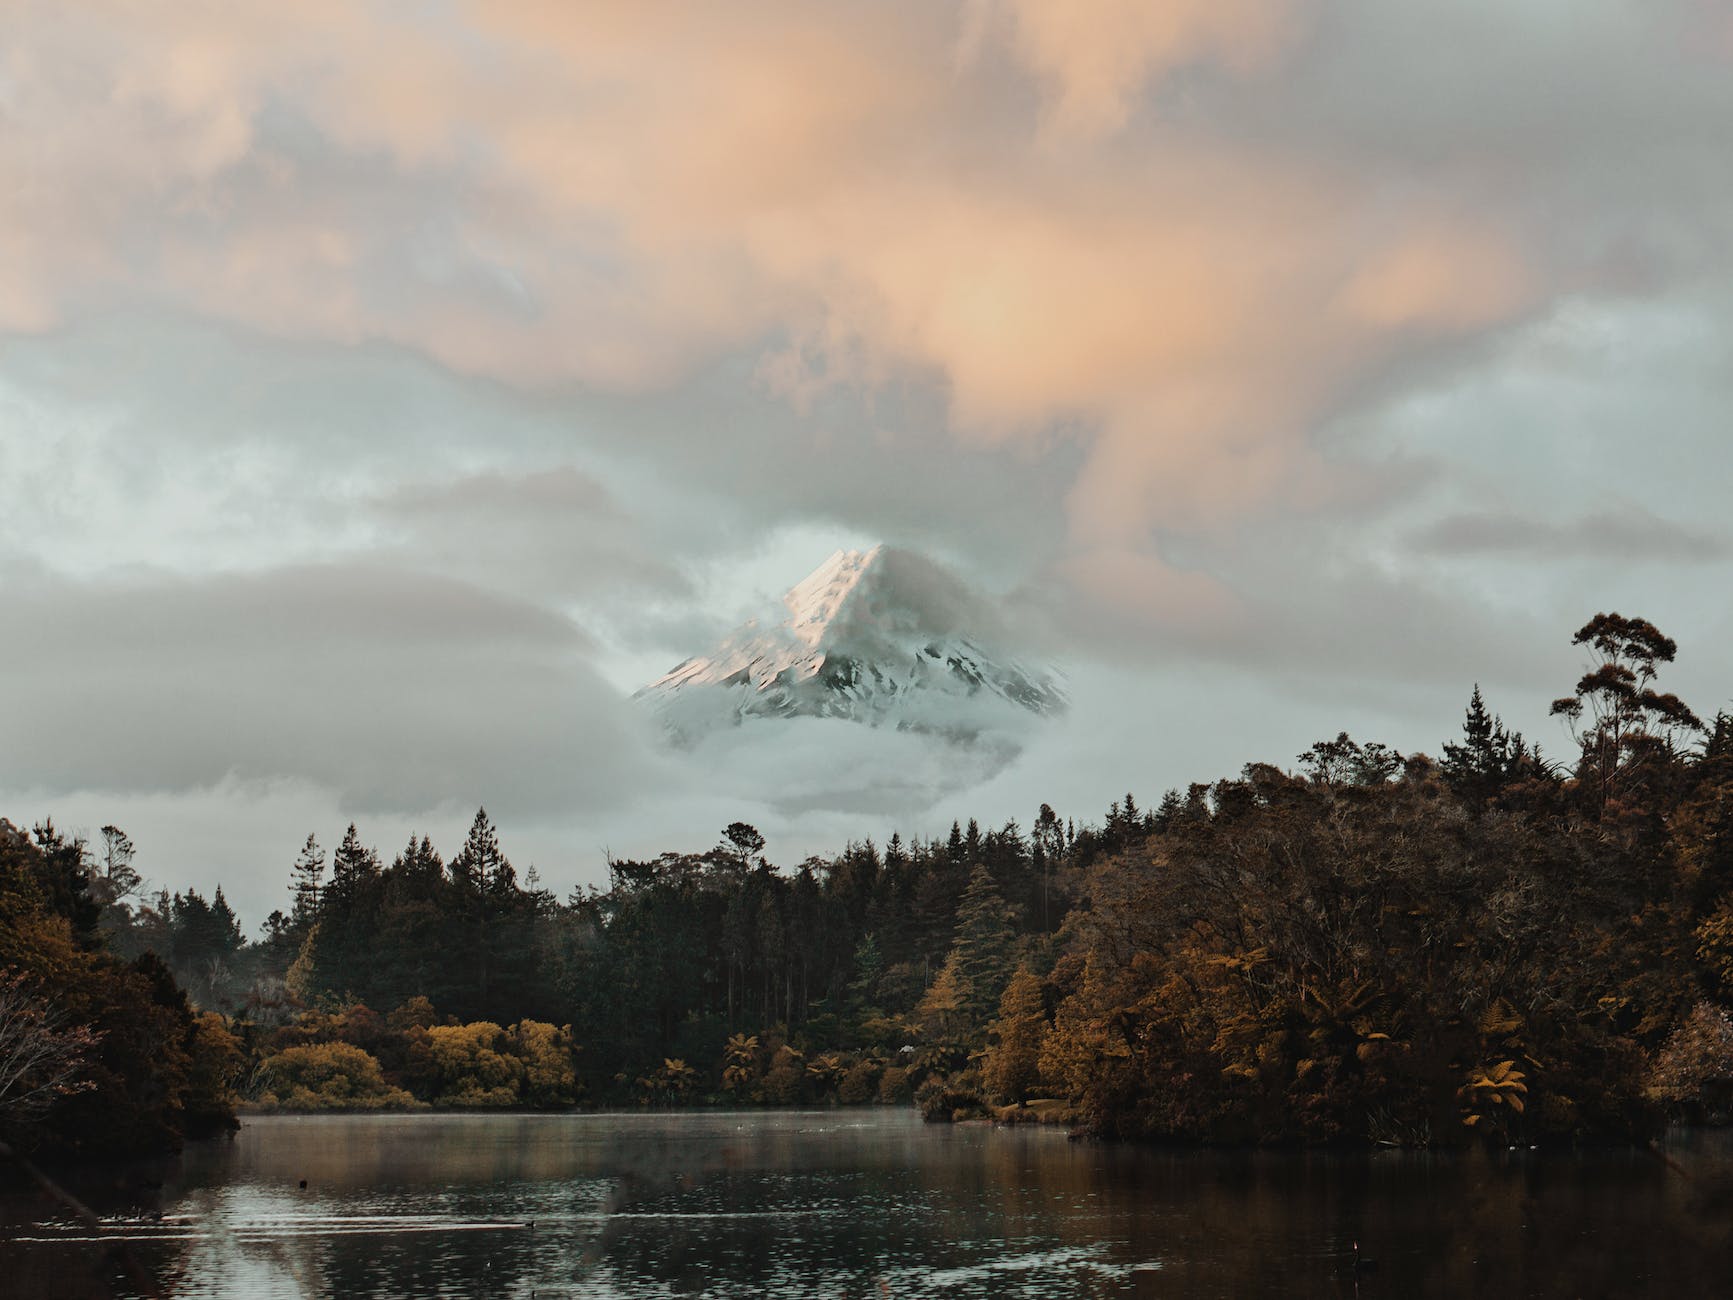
[4,1110,1733,1297]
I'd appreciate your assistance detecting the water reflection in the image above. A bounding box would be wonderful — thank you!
[3,1112,1733,1297]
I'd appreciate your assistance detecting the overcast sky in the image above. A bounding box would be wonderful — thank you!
[5,0,1733,924]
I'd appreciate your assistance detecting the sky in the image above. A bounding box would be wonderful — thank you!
[5,0,1733,924]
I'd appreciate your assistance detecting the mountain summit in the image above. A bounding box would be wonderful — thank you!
[638,545,1066,745]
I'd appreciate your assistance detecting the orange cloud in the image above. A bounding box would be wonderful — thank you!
[0,0,1566,588]
[978,0,1305,137]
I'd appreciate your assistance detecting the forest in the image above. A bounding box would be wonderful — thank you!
[7,612,1733,1156]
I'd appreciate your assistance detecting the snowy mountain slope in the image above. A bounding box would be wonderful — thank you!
[637,546,1066,746]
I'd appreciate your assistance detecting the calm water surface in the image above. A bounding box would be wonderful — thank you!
[4,1110,1733,1297]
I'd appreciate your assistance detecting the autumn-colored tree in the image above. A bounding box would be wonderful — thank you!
[513,1020,579,1106]
[982,968,1046,1105]
[916,954,965,1040]
[0,970,99,1126]
[255,1042,419,1111]
[1650,1002,1733,1117]
[426,1021,524,1106]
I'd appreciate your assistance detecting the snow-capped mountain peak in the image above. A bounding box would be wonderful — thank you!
[784,544,883,647]
[638,545,1065,744]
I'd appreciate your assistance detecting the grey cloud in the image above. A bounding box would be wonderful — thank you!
[1413,509,1727,563]
[0,563,655,818]
[370,466,694,603]
[380,467,620,518]
[1029,550,1558,695]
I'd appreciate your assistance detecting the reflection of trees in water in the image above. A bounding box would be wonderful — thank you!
[10,1119,1733,1297]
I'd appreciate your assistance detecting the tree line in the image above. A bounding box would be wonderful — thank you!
[7,612,1733,1152]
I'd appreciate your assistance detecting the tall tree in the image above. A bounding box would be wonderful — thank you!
[982,968,1047,1105]
[90,825,140,912]
[288,834,326,935]
[950,865,1018,1030]
[447,808,521,1019]
[1551,613,1703,814]
[308,825,385,1003]
[719,823,767,873]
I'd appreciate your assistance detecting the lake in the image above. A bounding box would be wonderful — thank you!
[4,1110,1733,1297]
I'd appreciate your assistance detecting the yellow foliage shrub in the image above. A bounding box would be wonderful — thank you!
[254,1042,419,1111]
[426,1022,525,1107]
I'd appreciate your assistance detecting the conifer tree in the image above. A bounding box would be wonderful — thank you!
[308,824,385,1003]
[328,823,381,898]
[1441,685,1526,806]
[288,834,325,934]
[210,886,244,955]
[846,932,884,1012]
[446,808,521,1019]
[950,864,1018,1029]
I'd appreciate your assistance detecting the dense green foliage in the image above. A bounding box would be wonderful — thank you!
[13,612,1733,1149]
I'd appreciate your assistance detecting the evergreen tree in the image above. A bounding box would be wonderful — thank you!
[1441,685,1526,806]
[210,886,244,954]
[377,834,448,1011]
[446,808,523,1020]
[950,864,1018,1030]
[846,932,885,1012]
[288,834,326,934]
[308,824,385,1003]
[328,823,381,897]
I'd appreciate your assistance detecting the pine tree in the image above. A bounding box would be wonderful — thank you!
[446,808,519,1019]
[210,886,244,956]
[377,834,447,1012]
[309,824,385,1003]
[950,864,1018,1030]
[1031,804,1060,932]
[328,823,380,898]
[288,834,325,934]
[1442,685,1526,806]
[846,933,884,1012]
